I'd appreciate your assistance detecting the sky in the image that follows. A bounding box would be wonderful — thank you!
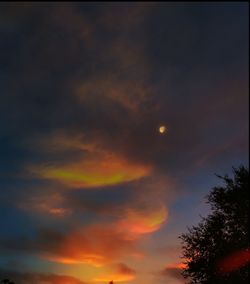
[0,2,249,284]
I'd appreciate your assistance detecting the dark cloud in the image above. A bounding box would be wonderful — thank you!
[115,263,136,276]
[161,267,185,282]
[0,223,139,266]
[94,263,136,282]
[0,268,87,284]
[0,3,248,181]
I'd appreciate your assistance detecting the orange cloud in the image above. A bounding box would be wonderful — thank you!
[42,225,139,267]
[45,254,106,267]
[41,206,167,266]
[165,262,187,270]
[28,134,151,188]
[117,205,168,238]
[37,155,150,188]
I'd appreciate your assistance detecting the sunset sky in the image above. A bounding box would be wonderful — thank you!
[0,3,249,284]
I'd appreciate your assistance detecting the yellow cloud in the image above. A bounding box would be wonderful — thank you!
[38,158,149,188]
[46,254,106,267]
[29,135,151,188]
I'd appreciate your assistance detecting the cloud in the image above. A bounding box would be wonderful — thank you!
[0,268,87,284]
[160,263,186,283]
[158,263,186,284]
[27,133,152,189]
[74,75,154,113]
[117,205,167,237]
[31,154,150,189]
[94,263,136,282]
[42,206,167,265]
[0,205,167,267]
[37,225,140,266]
[17,191,71,217]
[114,263,136,275]
[156,245,182,257]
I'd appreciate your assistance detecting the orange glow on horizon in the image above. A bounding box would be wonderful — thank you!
[94,274,135,283]
[93,264,136,284]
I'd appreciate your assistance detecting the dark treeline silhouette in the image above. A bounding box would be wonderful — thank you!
[180,166,249,283]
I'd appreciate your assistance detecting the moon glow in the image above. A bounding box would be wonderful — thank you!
[159,126,167,134]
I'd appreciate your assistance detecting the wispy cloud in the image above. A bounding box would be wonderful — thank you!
[17,191,71,217]
[159,262,186,283]
[94,263,136,282]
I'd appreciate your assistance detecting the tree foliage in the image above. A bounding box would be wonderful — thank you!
[180,166,249,284]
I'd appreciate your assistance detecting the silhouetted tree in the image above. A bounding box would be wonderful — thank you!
[180,166,249,284]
